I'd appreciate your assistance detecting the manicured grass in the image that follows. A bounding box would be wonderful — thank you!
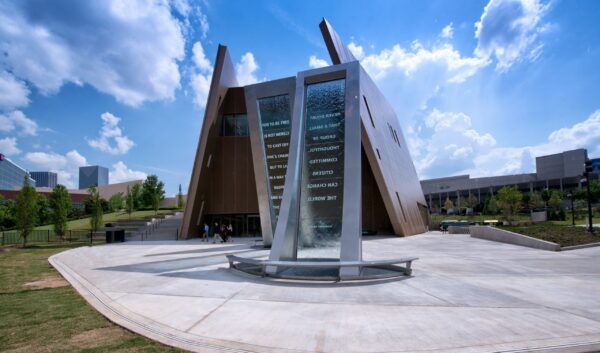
[35,210,174,231]
[498,223,600,247]
[431,214,531,222]
[0,243,185,352]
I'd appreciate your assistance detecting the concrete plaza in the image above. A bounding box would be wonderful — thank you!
[50,232,600,353]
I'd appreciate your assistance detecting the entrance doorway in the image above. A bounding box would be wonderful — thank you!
[204,214,261,237]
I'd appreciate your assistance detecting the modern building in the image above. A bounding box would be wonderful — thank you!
[79,165,109,189]
[0,153,35,190]
[86,179,142,200]
[181,18,429,258]
[421,148,594,212]
[30,171,58,188]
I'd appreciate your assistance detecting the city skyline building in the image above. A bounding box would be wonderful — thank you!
[0,153,36,190]
[30,171,58,188]
[78,165,109,190]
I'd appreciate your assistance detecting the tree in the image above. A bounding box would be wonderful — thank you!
[15,175,39,247]
[466,193,478,209]
[142,175,165,214]
[444,197,454,212]
[177,184,185,209]
[497,186,522,221]
[49,185,70,238]
[88,185,103,233]
[125,185,134,219]
[548,192,562,210]
[36,194,50,226]
[484,194,498,215]
[529,191,545,210]
[131,183,142,210]
[109,193,124,212]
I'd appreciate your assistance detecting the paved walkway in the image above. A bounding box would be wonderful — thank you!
[50,233,600,353]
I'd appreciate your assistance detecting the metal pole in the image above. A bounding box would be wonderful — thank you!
[90,230,93,246]
[47,229,50,242]
[586,177,594,233]
[571,195,575,226]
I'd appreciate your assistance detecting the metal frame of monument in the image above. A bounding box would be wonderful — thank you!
[181,19,428,280]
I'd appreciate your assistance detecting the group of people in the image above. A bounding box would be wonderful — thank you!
[202,222,233,243]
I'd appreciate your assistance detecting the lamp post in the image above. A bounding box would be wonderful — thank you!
[568,193,575,226]
[584,159,594,234]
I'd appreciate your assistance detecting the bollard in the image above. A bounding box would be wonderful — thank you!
[47,229,50,243]
[90,230,93,246]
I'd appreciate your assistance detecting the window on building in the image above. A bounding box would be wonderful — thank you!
[221,114,249,136]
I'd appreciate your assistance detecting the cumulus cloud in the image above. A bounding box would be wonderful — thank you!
[0,71,30,109]
[0,137,21,155]
[236,52,260,86]
[0,1,186,106]
[87,112,134,155]
[110,161,147,183]
[415,109,600,179]
[24,150,87,188]
[190,43,262,108]
[440,23,454,39]
[0,110,38,136]
[412,109,497,178]
[348,40,489,120]
[308,55,328,69]
[475,0,550,71]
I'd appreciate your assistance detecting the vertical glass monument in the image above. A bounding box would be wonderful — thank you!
[298,79,345,259]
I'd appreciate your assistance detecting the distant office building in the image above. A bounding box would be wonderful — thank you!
[79,165,109,189]
[421,149,594,211]
[30,171,58,188]
[0,153,36,190]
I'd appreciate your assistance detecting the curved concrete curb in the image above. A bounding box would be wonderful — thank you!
[49,252,295,353]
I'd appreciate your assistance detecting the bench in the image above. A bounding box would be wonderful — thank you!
[226,254,418,280]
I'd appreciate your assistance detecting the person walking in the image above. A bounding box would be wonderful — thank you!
[212,222,221,243]
[220,223,227,243]
[202,223,209,242]
[227,223,233,242]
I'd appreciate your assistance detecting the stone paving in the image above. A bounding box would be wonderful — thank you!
[50,232,600,353]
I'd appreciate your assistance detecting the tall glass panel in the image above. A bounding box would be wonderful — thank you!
[257,95,291,230]
[297,79,345,260]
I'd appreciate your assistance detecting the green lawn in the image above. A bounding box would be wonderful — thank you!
[498,223,600,247]
[431,214,531,222]
[35,210,174,231]
[0,243,186,352]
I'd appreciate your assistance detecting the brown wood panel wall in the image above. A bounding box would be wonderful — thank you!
[361,147,394,234]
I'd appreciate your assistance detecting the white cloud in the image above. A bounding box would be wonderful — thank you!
[24,150,87,188]
[0,71,30,109]
[236,52,259,86]
[440,23,454,39]
[87,112,134,155]
[412,109,497,178]
[0,137,21,155]
[308,55,328,69]
[347,42,365,60]
[416,109,600,179]
[110,161,147,183]
[475,0,549,71]
[190,44,262,108]
[0,1,187,106]
[349,40,489,120]
[0,110,38,136]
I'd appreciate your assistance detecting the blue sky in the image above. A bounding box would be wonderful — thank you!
[0,0,599,195]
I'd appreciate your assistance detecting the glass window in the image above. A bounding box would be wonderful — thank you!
[221,114,249,136]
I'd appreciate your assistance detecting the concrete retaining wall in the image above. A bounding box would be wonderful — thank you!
[470,226,561,251]
[448,226,470,234]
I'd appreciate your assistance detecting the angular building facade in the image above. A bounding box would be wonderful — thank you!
[181,20,429,249]
[30,171,58,188]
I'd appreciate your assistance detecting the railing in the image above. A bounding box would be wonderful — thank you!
[0,229,101,246]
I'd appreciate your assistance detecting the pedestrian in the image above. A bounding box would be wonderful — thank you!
[212,222,221,243]
[220,223,227,243]
[202,223,209,242]
[227,223,233,242]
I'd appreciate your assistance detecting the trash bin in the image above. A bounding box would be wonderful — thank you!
[106,229,125,243]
